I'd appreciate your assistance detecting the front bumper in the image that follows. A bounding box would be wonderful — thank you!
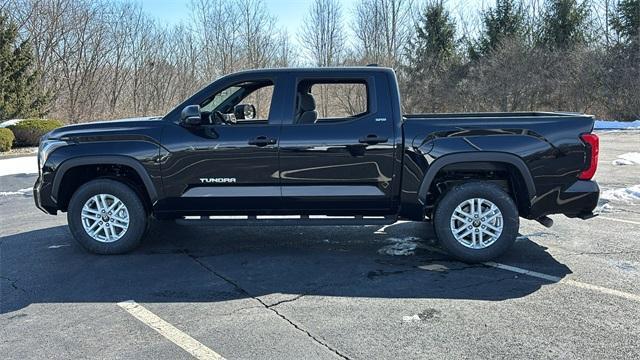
[529,180,600,220]
[34,175,58,215]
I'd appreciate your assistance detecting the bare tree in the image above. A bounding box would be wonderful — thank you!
[352,0,415,66]
[4,0,638,122]
[299,0,346,66]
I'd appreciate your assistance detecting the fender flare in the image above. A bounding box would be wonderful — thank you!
[51,155,158,203]
[417,152,536,204]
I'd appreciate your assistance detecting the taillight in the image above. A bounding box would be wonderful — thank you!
[578,133,599,180]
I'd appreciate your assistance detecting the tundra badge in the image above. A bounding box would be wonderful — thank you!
[200,178,237,184]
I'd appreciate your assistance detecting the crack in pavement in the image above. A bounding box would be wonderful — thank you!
[265,294,305,308]
[559,250,640,256]
[0,276,27,293]
[184,253,350,360]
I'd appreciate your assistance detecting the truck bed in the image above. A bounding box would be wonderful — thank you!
[404,111,586,119]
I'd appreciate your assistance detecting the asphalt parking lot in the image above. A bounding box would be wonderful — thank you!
[1,131,639,359]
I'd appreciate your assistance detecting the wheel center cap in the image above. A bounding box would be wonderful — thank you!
[473,220,481,227]
[102,215,110,221]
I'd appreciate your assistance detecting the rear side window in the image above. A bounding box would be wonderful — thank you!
[295,80,369,124]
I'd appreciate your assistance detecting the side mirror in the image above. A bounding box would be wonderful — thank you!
[180,105,202,126]
[234,104,256,120]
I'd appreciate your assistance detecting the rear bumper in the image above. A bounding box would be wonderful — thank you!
[529,180,599,220]
[562,180,600,219]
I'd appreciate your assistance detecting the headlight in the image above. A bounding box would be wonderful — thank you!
[38,139,68,168]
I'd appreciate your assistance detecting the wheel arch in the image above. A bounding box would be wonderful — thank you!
[52,156,158,208]
[418,152,536,211]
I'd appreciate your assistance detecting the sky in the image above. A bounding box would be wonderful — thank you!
[137,0,358,38]
[136,0,486,46]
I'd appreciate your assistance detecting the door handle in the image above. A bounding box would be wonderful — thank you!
[248,136,277,147]
[358,134,388,145]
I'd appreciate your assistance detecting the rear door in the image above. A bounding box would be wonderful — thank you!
[277,72,397,214]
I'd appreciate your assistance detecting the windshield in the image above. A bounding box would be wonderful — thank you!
[201,85,242,112]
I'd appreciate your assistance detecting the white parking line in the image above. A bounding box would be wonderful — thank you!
[597,216,640,226]
[483,262,561,282]
[118,300,225,360]
[484,262,640,303]
[422,245,640,302]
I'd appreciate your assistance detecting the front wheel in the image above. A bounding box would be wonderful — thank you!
[67,179,148,254]
[433,182,519,263]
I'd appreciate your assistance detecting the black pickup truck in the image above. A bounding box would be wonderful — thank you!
[34,67,600,262]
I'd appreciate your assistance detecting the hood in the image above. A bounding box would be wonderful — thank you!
[46,116,164,140]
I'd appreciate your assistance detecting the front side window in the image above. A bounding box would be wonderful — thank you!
[200,80,274,124]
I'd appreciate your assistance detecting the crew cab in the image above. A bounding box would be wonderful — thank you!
[34,67,600,262]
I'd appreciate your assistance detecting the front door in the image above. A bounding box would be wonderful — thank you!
[277,74,397,214]
[159,78,282,214]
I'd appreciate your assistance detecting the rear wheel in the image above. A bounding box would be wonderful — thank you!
[67,179,148,254]
[433,182,519,263]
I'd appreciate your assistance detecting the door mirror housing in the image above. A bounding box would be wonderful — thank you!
[180,105,202,126]
[234,104,256,120]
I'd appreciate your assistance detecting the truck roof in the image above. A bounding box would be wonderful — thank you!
[228,66,395,76]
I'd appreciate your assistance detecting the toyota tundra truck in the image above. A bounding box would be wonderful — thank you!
[34,67,600,262]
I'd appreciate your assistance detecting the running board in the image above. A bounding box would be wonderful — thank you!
[175,215,397,226]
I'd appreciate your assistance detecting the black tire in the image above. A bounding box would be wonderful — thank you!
[433,182,519,263]
[67,179,148,254]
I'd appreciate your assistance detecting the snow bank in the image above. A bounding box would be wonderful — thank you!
[0,187,33,196]
[378,236,422,256]
[612,152,640,166]
[594,120,640,130]
[600,185,640,203]
[0,119,24,128]
[0,156,38,176]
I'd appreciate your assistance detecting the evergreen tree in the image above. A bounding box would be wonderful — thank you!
[406,1,457,75]
[539,0,590,49]
[402,1,459,112]
[0,13,47,120]
[611,0,640,47]
[471,0,526,58]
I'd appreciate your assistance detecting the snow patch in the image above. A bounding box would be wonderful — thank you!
[418,263,449,272]
[403,309,440,322]
[48,244,70,249]
[0,187,33,196]
[402,315,422,323]
[600,185,640,204]
[594,203,614,214]
[0,119,24,128]
[612,152,640,166]
[594,120,640,130]
[0,156,38,176]
[378,236,422,256]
